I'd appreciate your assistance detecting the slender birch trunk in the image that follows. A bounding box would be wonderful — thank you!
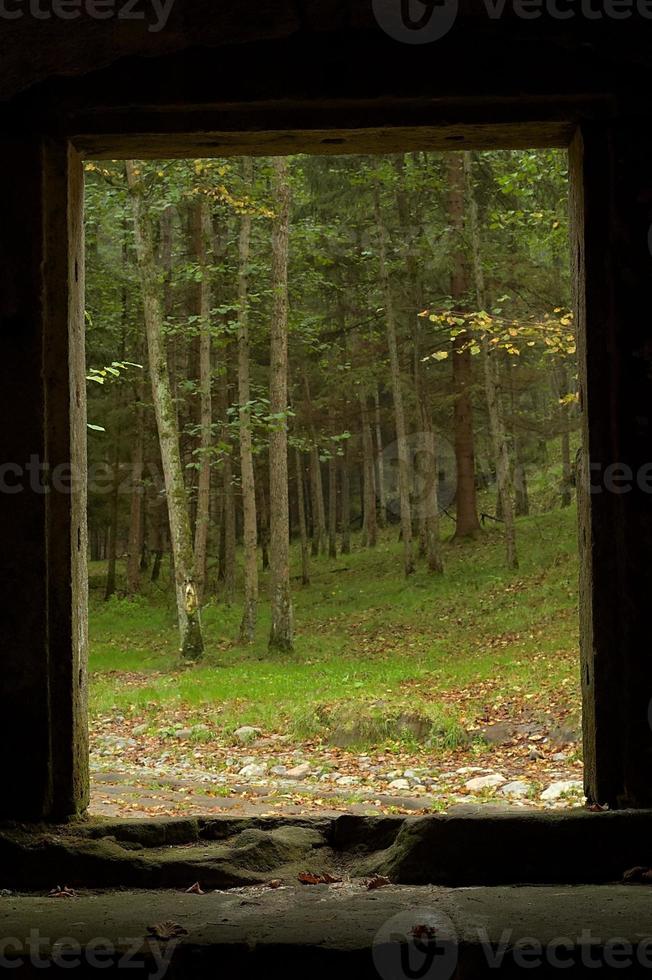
[191,196,213,602]
[373,181,414,576]
[126,161,204,659]
[463,152,518,569]
[268,157,294,652]
[237,158,259,642]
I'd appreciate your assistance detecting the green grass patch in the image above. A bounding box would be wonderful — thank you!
[89,502,580,746]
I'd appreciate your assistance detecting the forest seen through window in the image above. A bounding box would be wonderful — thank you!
[85,149,581,819]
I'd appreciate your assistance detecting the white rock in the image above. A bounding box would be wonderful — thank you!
[336,775,359,786]
[388,778,411,791]
[286,763,312,779]
[238,762,268,778]
[457,766,486,774]
[540,780,584,801]
[465,774,507,792]
[234,726,261,743]
[270,765,288,777]
[500,780,532,798]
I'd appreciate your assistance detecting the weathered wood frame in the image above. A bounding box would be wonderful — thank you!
[2,105,649,818]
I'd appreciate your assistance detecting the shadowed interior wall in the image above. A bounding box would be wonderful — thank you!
[1,6,652,818]
[0,142,88,820]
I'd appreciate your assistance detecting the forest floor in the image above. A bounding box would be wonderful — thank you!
[88,505,584,819]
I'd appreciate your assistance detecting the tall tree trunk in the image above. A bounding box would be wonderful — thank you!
[126,383,145,595]
[303,372,327,555]
[328,411,338,559]
[394,153,443,574]
[191,196,213,602]
[555,363,573,507]
[139,500,149,570]
[150,500,166,583]
[508,368,530,517]
[126,161,204,660]
[257,470,270,571]
[359,391,378,548]
[340,441,351,555]
[448,152,481,539]
[373,386,387,527]
[464,152,518,569]
[418,416,444,573]
[373,181,414,576]
[308,446,326,555]
[560,422,572,507]
[223,459,236,603]
[295,449,311,585]
[217,357,236,605]
[237,158,259,642]
[104,448,121,601]
[268,157,294,652]
[514,460,530,517]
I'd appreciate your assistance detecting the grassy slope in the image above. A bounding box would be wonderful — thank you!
[89,503,580,748]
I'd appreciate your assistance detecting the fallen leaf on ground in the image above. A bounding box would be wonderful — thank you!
[623,867,652,884]
[298,872,342,885]
[185,882,205,895]
[366,875,391,890]
[147,921,189,941]
[49,886,76,898]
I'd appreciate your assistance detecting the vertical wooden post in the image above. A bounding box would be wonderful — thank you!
[571,124,652,808]
[0,138,88,820]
